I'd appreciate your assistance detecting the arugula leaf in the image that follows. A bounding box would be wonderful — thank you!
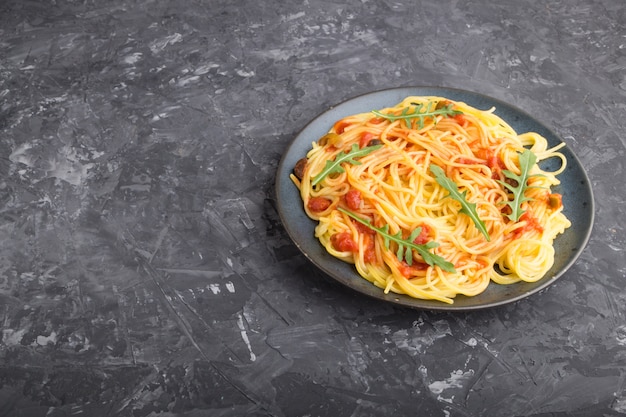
[372,101,462,129]
[430,164,491,241]
[311,143,382,186]
[497,148,542,222]
[338,207,456,273]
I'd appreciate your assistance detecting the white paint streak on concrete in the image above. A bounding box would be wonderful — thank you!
[428,369,475,395]
[237,313,256,362]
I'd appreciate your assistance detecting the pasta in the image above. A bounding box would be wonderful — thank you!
[290,96,571,304]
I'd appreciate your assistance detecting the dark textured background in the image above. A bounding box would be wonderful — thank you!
[0,0,625,416]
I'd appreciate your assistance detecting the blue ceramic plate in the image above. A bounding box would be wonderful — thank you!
[275,87,594,311]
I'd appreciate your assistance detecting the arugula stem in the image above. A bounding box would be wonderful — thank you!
[372,102,461,129]
[337,207,456,273]
[430,164,491,241]
[311,143,382,186]
[497,149,544,222]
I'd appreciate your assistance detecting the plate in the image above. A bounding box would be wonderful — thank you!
[275,87,594,311]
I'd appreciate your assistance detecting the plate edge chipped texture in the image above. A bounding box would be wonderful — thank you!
[275,86,594,311]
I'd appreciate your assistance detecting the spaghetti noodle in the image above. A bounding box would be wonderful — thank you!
[290,96,570,304]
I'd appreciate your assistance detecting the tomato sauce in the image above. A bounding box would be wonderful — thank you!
[344,189,362,210]
[412,224,431,245]
[359,132,375,148]
[331,232,358,252]
[333,119,350,134]
[398,261,429,278]
[514,211,544,238]
[307,197,331,212]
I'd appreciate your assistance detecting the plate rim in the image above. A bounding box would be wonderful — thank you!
[275,86,595,311]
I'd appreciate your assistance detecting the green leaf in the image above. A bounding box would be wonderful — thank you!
[430,164,491,241]
[497,148,542,222]
[337,207,456,273]
[372,101,462,129]
[311,143,382,186]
